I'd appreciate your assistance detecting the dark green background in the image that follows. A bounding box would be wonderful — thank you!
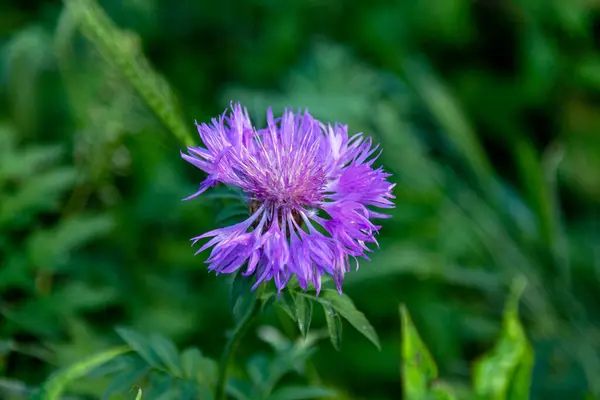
[2,0,600,399]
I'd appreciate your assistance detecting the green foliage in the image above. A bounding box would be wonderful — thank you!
[94,328,216,399]
[3,0,600,398]
[226,326,335,400]
[31,347,129,400]
[473,277,534,400]
[400,305,438,399]
[400,278,533,400]
[262,283,380,351]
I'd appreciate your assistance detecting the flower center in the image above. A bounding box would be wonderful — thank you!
[248,199,304,230]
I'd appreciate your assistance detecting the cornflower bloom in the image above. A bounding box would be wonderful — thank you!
[182,103,395,294]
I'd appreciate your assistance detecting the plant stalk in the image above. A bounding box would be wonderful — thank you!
[215,295,262,400]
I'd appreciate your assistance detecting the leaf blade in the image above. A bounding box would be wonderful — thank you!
[400,304,438,400]
[309,290,380,350]
[32,346,129,400]
[472,276,534,400]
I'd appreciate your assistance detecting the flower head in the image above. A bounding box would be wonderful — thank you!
[183,103,395,294]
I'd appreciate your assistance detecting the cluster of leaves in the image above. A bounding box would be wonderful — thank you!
[29,324,334,400]
[0,123,114,375]
[31,328,217,400]
[228,38,600,398]
[401,278,533,400]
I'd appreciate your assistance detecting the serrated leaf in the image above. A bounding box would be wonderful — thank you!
[307,290,380,350]
[31,346,129,400]
[473,276,533,400]
[268,385,336,400]
[116,328,163,368]
[322,301,342,351]
[400,304,438,400]
[294,294,313,337]
[232,272,258,323]
[150,334,182,376]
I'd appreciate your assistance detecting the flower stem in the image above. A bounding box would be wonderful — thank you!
[215,295,262,400]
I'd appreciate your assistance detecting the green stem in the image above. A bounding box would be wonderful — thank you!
[215,296,262,400]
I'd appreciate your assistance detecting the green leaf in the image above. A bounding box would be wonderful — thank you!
[135,387,143,400]
[304,290,380,350]
[231,272,259,323]
[268,385,336,400]
[101,362,150,400]
[179,347,217,387]
[473,276,533,400]
[31,346,129,400]
[116,328,163,368]
[180,347,203,380]
[513,137,558,250]
[322,301,343,351]
[147,371,174,400]
[294,294,313,337]
[275,290,297,322]
[150,334,182,376]
[27,214,114,270]
[400,304,438,400]
[430,382,457,400]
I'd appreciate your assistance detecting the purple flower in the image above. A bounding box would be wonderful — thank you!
[182,103,395,294]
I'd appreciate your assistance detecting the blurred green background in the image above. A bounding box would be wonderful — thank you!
[2,0,600,399]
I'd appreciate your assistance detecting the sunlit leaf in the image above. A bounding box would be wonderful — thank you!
[473,276,533,400]
[400,304,438,399]
[32,346,129,400]
[430,382,457,400]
